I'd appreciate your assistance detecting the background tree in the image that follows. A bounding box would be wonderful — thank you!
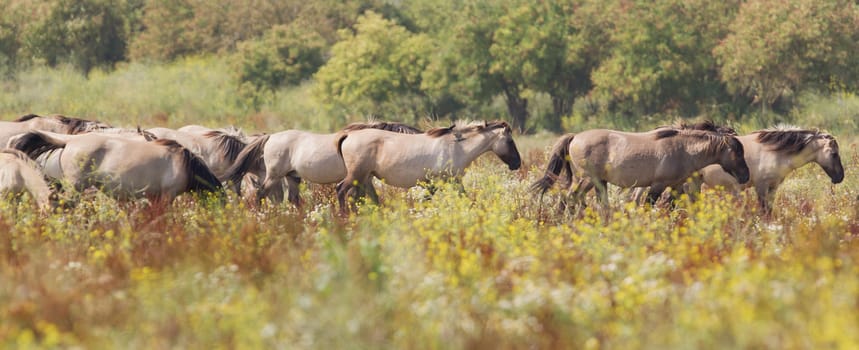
[715,0,859,116]
[592,0,741,118]
[233,23,326,108]
[315,11,434,120]
[24,0,133,74]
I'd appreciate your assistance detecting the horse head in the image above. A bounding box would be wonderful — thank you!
[718,135,750,184]
[813,133,844,184]
[486,121,521,170]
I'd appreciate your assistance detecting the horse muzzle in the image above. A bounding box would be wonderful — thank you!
[732,169,750,185]
[830,171,845,184]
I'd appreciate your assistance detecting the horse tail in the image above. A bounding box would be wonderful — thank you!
[180,146,224,195]
[225,134,269,185]
[530,133,576,195]
[10,131,68,160]
[336,132,349,159]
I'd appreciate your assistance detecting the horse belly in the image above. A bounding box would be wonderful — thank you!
[293,153,346,184]
[375,166,427,188]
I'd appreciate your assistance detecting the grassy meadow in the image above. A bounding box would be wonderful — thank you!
[1,62,859,348]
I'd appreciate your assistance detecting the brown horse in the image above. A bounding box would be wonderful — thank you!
[0,148,52,211]
[336,121,521,212]
[692,126,844,214]
[11,130,222,201]
[628,120,739,204]
[225,121,423,206]
[532,128,749,208]
[1,114,111,148]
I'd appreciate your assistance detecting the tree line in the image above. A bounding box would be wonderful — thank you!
[1,0,857,131]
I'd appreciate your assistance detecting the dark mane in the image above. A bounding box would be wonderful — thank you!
[341,121,423,134]
[654,129,679,139]
[153,138,182,148]
[426,124,456,137]
[49,114,109,134]
[655,128,741,157]
[753,128,818,155]
[203,130,247,163]
[676,120,737,135]
[13,114,42,122]
[426,120,512,138]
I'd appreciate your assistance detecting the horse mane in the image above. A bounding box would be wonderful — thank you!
[13,114,42,122]
[341,121,423,134]
[48,114,108,134]
[203,130,247,163]
[655,128,741,157]
[753,126,820,155]
[157,139,223,194]
[425,120,511,138]
[672,119,737,135]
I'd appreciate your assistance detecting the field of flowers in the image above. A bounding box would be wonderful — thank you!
[0,133,857,349]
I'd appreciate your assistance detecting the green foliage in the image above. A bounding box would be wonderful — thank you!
[715,0,859,115]
[233,24,326,108]
[315,11,435,120]
[593,0,740,117]
[23,0,133,74]
[128,0,399,62]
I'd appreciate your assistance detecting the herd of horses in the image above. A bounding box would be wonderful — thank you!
[0,114,845,216]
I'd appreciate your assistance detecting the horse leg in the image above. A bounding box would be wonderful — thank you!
[563,178,593,214]
[646,184,668,206]
[285,175,302,207]
[336,181,350,213]
[755,184,776,217]
[364,180,380,204]
[594,179,609,204]
[258,176,285,205]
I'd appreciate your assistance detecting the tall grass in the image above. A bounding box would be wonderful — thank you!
[0,58,333,132]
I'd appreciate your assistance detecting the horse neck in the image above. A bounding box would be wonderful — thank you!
[448,132,496,168]
[683,136,728,169]
[788,141,820,169]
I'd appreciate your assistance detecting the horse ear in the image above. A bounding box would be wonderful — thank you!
[484,121,488,128]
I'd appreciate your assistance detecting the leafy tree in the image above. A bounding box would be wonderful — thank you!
[715,0,859,116]
[24,0,132,74]
[233,24,326,105]
[129,0,406,62]
[489,0,610,130]
[315,11,435,119]
[592,0,741,117]
[411,0,608,132]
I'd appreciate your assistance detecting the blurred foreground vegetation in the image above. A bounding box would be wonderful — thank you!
[1,146,858,348]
